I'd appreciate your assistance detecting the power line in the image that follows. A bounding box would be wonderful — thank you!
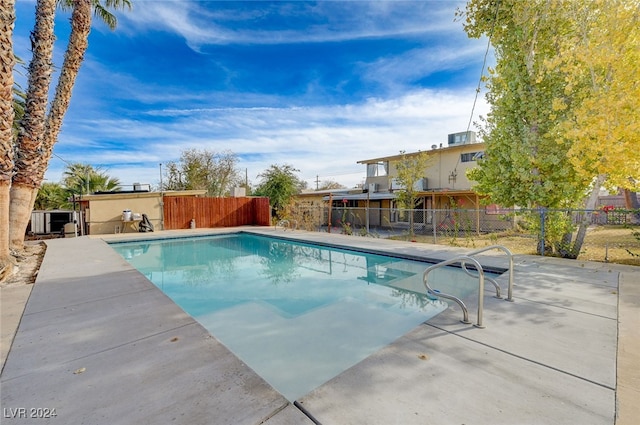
[315,170,364,178]
[455,1,501,174]
[53,152,72,166]
[465,1,500,135]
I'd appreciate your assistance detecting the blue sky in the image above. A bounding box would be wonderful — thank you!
[13,0,491,190]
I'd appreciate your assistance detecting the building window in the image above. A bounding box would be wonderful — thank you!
[460,151,484,162]
[333,199,358,208]
[367,161,388,177]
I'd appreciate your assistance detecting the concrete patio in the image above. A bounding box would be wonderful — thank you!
[1,227,638,424]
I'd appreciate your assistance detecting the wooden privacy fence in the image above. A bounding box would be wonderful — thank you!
[163,196,271,229]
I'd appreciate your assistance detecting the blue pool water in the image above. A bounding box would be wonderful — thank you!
[111,233,486,401]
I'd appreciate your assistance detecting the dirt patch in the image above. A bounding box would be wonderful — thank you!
[1,242,47,288]
[400,225,640,267]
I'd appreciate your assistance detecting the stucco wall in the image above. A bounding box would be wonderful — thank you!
[387,144,484,191]
[83,190,207,235]
[85,193,162,235]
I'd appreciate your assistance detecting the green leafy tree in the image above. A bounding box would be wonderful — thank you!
[464,0,640,257]
[544,0,640,255]
[318,180,346,190]
[164,149,242,197]
[462,0,587,209]
[548,0,640,192]
[254,164,306,216]
[393,151,434,237]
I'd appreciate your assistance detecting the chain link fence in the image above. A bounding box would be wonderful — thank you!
[282,205,637,235]
[277,204,640,262]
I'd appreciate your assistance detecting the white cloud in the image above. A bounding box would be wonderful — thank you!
[360,43,490,88]
[49,88,489,189]
[35,1,490,191]
[116,0,467,48]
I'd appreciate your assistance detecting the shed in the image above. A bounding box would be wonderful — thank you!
[29,210,76,235]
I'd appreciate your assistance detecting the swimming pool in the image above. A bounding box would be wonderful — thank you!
[111,233,493,401]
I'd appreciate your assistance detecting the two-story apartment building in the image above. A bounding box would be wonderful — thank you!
[324,131,486,229]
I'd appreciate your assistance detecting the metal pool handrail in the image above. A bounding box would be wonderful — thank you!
[463,245,514,302]
[275,219,289,230]
[275,219,297,231]
[423,255,486,328]
[460,262,502,299]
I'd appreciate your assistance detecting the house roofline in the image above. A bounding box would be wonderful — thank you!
[357,141,485,164]
[322,189,482,201]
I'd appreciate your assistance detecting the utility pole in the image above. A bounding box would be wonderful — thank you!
[159,163,164,230]
[315,174,320,190]
[328,193,332,233]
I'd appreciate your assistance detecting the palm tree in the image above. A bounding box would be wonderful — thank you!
[0,0,17,278]
[62,162,121,195]
[87,173,121,193]
[7,0,57,253]
[9,0,131,252]
[62,163,94,195]
[12,56,26,138]
[34,182,71,210]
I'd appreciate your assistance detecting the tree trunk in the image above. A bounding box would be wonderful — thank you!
[568,174,606,259]
[557,227,573,257]
[36,0,92,186]
[9,184,38,249]
[0,0,16,279]
[0,182,14,281]
[9,0,56,251]
[623,187,640,224]
[623,189,640,209]
[10,0,93,250]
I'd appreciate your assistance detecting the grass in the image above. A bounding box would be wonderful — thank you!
[398,225,640,267]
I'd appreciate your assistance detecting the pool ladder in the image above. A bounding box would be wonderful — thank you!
[423,245,514,328]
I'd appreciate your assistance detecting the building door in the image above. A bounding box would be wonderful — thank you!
[369,201,381,226]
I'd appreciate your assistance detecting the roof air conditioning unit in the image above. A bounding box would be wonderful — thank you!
[448,131,477,146]
[231,187,246,197]
[412,178,428,191]
[390,179,405,190]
